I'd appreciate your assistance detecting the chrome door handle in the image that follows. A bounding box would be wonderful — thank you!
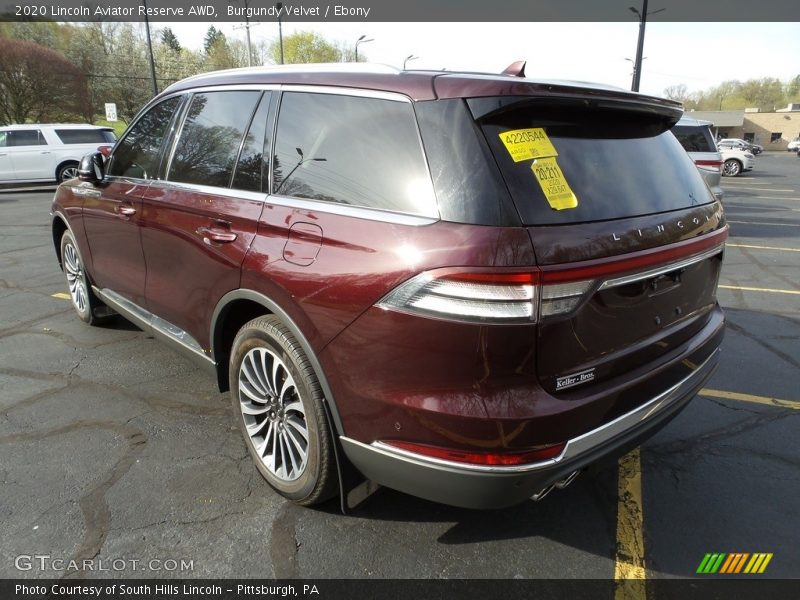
[197,226,237,243]
[117,205,136,216]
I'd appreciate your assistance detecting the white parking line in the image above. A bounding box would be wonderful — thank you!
[723,187,795,193]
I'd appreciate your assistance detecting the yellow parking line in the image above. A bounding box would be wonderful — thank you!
[700,389,800,410]
[614,448,646,600]
[726,243,800,253]
[52,292,71,300]
[718,285,800,295]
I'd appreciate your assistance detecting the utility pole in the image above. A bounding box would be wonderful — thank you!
[276,2,284,64]
[142,0,158,96]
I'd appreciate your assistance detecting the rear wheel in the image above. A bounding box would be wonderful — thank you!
[60,230,110,325]
[229,316,338,505]
[722,159,742,177]
[57,162,79,183]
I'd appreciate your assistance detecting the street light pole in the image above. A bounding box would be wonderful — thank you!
[276,2,284,64]
[355,34,373,62]
[629,1,664,92]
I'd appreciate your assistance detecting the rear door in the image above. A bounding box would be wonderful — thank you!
[138,89,270,349]
[471,96,727,395]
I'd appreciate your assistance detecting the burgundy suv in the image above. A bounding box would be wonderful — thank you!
[51,65,726,509]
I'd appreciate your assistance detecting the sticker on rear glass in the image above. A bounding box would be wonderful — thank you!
[499,128,558,162]
[531,157,578,211]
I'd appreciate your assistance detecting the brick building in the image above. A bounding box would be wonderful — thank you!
[684,104,800,150]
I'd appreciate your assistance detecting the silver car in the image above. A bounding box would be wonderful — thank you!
[671,117,723,200]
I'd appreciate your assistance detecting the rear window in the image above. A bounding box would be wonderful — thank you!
[672,125,716,153]
[473,99,713,225]
[54,128,116,144]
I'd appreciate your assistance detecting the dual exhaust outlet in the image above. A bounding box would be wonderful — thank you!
[531,469,581,502]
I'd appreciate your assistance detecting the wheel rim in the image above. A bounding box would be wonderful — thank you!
[723,160,740,176]
[63,242,88,314]
[60,166,79,181]
[238,347,309,482]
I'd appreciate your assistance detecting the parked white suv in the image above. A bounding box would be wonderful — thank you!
[0,124,116,184]
[671,117,723,199]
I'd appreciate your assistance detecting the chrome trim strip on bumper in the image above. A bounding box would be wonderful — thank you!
[598,244,725,291]
[352,348,718,475]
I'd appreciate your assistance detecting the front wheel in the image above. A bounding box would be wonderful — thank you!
[60,230,110,325]
[722,159,742,177]
[229,316,338,505]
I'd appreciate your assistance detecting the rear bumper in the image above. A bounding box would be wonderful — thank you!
[340,347,719,509]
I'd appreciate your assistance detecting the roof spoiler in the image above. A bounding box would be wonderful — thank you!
[501,61,526,77]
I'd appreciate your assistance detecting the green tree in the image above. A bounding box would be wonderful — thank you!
[203,26,224,54]
[268,31,342,65]
[160,27,181,53]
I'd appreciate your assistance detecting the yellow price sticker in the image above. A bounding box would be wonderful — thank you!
[499,128,558,162]
[531,157,578,210]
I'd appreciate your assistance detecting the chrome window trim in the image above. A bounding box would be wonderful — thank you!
[268,193,438,226]
[357,348,718,475]
[147,179,266,202]
[598,244,725,291]
[278,85,412,103]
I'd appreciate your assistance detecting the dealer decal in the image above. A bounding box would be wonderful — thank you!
[531,157,578,211]
[555,368,595,391]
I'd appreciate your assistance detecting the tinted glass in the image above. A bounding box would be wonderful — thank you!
[109,96,181,179]
[273,92,436,217]
[416,99,519,226]
[54,129,116,144]
[168,91,261,188]
[672,125,716,152]
[477,102,713,225]
[7,130,46,146]
[232,92,271,193]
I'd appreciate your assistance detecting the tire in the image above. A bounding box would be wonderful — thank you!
[229,316,338,505]
[722,159,742,177]
[60,230,110,325]
[57,162,80,183]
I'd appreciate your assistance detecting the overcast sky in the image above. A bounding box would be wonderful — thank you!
[165,21,799,98]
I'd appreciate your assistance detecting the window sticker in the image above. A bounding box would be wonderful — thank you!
[498,128,558,162]
[531,157,578,210]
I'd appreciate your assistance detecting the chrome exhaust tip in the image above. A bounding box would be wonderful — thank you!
[531,485,555,502]
[555,469,580,489]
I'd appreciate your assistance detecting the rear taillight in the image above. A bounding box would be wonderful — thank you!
[381,440,566,466]
[98,145,111,157]
[694,159,723,173]
[377,228,728,325]
[377,271,538,323]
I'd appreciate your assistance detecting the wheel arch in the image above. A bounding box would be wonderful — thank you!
[55,159,79,182]
[210,289,345,437]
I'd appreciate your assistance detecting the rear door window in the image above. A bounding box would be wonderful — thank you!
[109,96,182,180]
[473,99,713,225]
[272,91,436,217]
[168,91,262,188]
[6,130,46,146]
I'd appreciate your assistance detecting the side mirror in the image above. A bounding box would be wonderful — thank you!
[78,152,105,184]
